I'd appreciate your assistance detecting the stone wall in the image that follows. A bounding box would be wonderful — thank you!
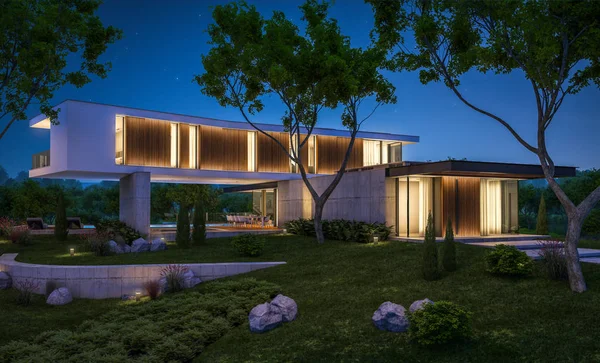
[0,253,285,299]
[277,168,396,226]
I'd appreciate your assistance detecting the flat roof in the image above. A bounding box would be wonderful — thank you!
[29,99,420,143]
[386,160,577,179]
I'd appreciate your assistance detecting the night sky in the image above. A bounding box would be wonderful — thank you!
[2,0,598,178]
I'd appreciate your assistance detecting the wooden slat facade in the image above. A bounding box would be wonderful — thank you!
[316,136,363,174]
[124,116,171,167]
[257,131,290,173]
[441,176,481,237]
[179,123,189,169]
[199,126,248,171]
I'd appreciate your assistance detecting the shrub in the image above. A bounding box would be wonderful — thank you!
[95,219,142,244]
[54,191,69,241]
[16,279,41,306]
[45,280,58,297]
[537,240,568,280]
[192,199,207,246]
[485,244,533,277]
[582,209,600,236]
[232,234,265,257]
[80,232,114,257]
[9,226,32,245]
[143,279,161,299]
[442,218,457,272]
[284,218,392,243]
[408,301,472,346]
[422,212,440,281]
[160,264,188,293]
[176,203,191,248]
[536,195,548,235]
[0,217,16,237]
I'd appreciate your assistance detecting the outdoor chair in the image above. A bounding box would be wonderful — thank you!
[67,217,83,229]
[26,218,47,230]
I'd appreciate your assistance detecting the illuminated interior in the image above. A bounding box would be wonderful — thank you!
[115,116,124,165]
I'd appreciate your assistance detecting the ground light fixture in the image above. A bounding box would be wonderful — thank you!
[69,248,75,257]
[373,236,379,244]
[135,291,141,301]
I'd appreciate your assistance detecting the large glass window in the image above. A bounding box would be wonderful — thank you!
[290,136,298,173]
[170,123,178,167]
[189,125,197,169]
[248,131,256,172]
[115,116,124,165]
[480,179,519,235]
[363,140,382,166]
[398,176,441,237]
[387,143,402,163]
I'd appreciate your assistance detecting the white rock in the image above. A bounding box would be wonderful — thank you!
[409,298,434,313]
[46,287,73,306]
[0,271,12,289]
[107,240,118,253]
[131,238,150,253]
[270,294,298,322]
[372,302,409,332]
[182,270,201,289]
[249,302,283,333]
[150,238,167,252]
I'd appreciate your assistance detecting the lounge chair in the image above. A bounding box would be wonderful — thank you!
[67,217,83,229]
[26,218,47,230]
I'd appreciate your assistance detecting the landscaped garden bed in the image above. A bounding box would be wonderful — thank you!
[2,235,600,361]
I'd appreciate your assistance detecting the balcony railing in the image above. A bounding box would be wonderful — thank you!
[32,150,50,169]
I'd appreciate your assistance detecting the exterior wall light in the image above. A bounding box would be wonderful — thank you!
[70,248,75,256]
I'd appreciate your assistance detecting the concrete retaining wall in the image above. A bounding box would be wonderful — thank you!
[0,253,285,299]
[277,168,396,225]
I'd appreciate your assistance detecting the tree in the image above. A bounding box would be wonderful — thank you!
[368,0,600,292]
[54,190,68,241]
[196,0,395,244]
[442,218,456,272]
[422,212,440,281]
[0,0,122,141]
[192,198,207,246]
[176,203,191,248]
[536,195,549,235]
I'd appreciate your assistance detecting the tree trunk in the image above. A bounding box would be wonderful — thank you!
[564,213,587,293]
[314,199,325,244]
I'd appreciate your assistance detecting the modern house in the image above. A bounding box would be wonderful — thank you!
[29,100,575,238]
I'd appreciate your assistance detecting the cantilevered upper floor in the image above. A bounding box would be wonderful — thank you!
[29,100,419,184]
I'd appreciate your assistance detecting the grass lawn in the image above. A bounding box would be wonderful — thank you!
[0,234,292,265]
[2,235,600,362]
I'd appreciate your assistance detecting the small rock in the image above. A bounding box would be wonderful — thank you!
[107,240,118,253]
[270,294,298,322]
[0,271,12,289]
[372,302,409,332]
[121,294,136,301]
[131,238,149,253]
[182,270,201,289]
[121,244,131,253]
[249,302,283,333]
[150,238,167,252]
[46,287,73,306]
[409,298,434,313]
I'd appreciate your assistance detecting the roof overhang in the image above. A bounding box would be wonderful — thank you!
[386,160,577,180]
[223,181,279,193]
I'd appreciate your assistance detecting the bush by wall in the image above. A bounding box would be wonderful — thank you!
[422,212,440,281]
[0,278,280,362]
[408,301,472,346]
[485,244,533,277]
[284,218,392,243]
[442,219,457,272]
[80,232,115,257]
[95,219,142,244]
[232,234,265,257]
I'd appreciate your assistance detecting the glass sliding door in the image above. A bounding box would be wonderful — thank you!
[480,179,519,235]
[398,176,440,237]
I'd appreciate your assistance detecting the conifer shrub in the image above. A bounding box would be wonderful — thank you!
[536,195,548,235]
[192,199,207,246]
[442,219,457,272]
[54,191,69,241]
[422,212,440,281]
[176,203,191,248]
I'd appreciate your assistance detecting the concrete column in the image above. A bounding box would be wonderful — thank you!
[119,172,151,237]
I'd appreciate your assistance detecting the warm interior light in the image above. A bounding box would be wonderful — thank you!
[189,125,197,169]
[247,131,256,172]
[170,123,178,167]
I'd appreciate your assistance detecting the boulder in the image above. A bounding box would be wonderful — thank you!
[409,298,434,313]
[249,302,283,333]
[46,287,73,306]
[372,302,409,332]
[270,294,298,322]
[182,270,201,289]
[131,238,150,253]
[121,244,131,253]
[0,271,12,290]
[150,238,167,252]
[107,240,119,253]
